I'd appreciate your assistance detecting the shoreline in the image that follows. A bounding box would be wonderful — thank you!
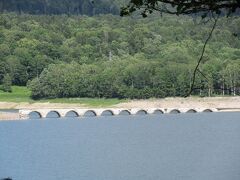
[0,97,240,120]
[0,112,20,121]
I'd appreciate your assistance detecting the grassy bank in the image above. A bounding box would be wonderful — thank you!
[0,86,127,107]
[0,86,32,102]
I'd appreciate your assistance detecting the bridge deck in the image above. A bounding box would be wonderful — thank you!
[19,108,218,119]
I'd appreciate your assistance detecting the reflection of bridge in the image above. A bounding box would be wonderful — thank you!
[19,108,218,119]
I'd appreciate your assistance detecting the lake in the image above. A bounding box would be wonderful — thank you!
[0,112,240,180]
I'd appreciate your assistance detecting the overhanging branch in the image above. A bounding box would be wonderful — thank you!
[185,15,219,97]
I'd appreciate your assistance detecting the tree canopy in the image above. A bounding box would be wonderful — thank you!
[0,0,123,15]
[121,0,240,17]
[121,0,240,96]
[0,14,239,99]
[0,1,239,99]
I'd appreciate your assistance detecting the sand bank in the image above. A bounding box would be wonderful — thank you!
[0,112,20,121]
[114,97,240,109]
[0,97,239,120]
[0,97,239,110]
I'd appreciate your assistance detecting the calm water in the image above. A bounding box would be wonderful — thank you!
[0,112,240,180]
[0,109,19,113]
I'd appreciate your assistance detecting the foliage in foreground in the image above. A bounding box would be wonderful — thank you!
[121,0,240,17]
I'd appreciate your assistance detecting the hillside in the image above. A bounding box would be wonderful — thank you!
[0,13,239,99]
[0,0,129,15]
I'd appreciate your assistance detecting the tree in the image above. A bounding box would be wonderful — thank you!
[0,61,8,83]
[121,0,240,17]
[27,77,43,99]
[0,0,121,15]
[0,13,239,99]
[121,0,240,97]
[1,73,12,92]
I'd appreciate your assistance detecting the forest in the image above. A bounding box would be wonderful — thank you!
[0,12,239,99]
[0,0,127,15]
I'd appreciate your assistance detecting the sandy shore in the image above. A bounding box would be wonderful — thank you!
[0,112,20,121]
[114,97,240,109]
[0,97,239,120]
[0,97,239,110]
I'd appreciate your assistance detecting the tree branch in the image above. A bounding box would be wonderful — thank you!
[121,0,240,16]
[185,15,219,97]
[197,69,209,82]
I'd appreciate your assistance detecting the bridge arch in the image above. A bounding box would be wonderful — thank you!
[101,110,114,116]
[170,109,181,114]
[83,110,97,117]
[119,110,131,116]
[153,109,164,114]
[46,111,61,118]
[136,110,148,115]
[65,110,79,117]
[203,109,213,113]
[186,109,197,113]
[29,111,42,119]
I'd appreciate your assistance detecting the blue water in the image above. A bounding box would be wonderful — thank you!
[0,109,19,113]
[0,112,240,180]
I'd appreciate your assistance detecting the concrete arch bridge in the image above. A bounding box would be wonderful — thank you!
[19,108,218,119]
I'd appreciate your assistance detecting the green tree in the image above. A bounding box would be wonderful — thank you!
[1,73,12,92]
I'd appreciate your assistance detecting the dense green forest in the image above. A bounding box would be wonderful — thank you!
[0,0,127,15]
[0,13,239,99]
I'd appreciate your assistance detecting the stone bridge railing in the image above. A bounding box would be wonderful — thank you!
[19,108,218,119]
